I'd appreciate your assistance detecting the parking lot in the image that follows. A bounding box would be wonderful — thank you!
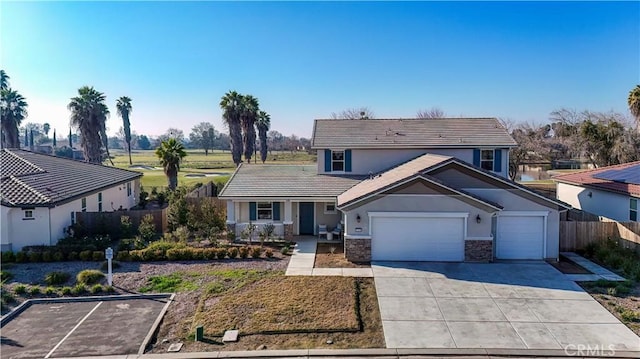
[1,295,171,358]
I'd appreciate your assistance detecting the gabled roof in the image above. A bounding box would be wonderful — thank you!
[553,161,640,198]
[311,118,517,149]
[218,164,365,199]
[1,149,142,207]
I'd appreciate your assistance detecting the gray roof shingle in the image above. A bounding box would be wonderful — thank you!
[1,149,142,207]
[218,164,365,198]
[311,118,517,149]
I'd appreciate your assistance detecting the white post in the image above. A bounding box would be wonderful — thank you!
[105,247,113,286]
[226,200,235,223]
[284,200,292,223]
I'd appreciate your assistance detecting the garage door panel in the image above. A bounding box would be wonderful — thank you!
[496,216,544,260]
[371,216,464,262]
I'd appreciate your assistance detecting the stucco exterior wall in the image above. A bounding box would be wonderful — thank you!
[556,182,632,222]
[1,207,51,251]
[315,202,341,231]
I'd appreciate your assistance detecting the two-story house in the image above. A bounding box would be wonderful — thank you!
[219,118,568,262]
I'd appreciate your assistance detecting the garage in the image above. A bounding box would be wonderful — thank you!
[496,213,546,260]
[371,214,465,261]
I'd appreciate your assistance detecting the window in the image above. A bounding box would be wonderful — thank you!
[332,150,344,171]
[23,210,33,220]
[631,198,638,222]
[324,202,337,214]
[127,182,132,197]
[81,197,87,212]
[257,202,273,220]
[480,149,494,171]
[98,192,103,212]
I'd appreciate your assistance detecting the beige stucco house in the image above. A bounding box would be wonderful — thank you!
[219,118,568,262]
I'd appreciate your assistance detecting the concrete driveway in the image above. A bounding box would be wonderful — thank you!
[373,262,640,351]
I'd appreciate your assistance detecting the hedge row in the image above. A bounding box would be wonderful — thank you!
[117,246,273,262]
[2,250,105,263]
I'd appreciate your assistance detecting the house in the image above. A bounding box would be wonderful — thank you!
[1,149,142,251]
[553,161,640,222]
[219,118,569,262]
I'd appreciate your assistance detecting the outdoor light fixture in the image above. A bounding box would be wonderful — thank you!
[476,214,481,223]
[356,214,361,223]
[588,191,593,198]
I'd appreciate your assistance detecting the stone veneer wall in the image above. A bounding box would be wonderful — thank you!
[284,223,293,241]
[345,237,371,262]
[465,240,493,262]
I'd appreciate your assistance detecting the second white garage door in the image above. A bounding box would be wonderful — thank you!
[371,215,465,261]
[496,215,545,260]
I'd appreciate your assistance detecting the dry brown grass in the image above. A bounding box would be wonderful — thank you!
[192,276,359,336]
[314,244,370,268]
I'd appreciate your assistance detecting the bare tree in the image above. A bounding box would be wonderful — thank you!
[416,107,446,119]
[331,107,374,120]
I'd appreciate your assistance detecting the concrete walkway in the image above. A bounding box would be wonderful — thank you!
[561,252,626,282]
[285,237,373,277]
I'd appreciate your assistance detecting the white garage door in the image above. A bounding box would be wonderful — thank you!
[496,215,544,259]
[371,215,464,261]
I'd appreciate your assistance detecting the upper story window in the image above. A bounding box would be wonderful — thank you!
[480,149,494,171]
[332,151,344,171]
[98,192,103,212]
[81,197,87,212]
[324,202,337,214]
[631,198,638,222]
[127,182,132,197]
[23,210,33,219]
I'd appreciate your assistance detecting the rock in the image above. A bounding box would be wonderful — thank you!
[222,329,239,342]
[161,338,169,344]
[256,344,267,350]
[326,339,333,345]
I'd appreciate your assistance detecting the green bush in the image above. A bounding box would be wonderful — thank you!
[216,248,228,259]
[142,249,165,261]
[14,284,26,295]
[72,283,87,295]
[228,247,239,259]
[90,284,103,294]
[68,251,79,261]
[129,250,143,261]
[104,285,115,293]
[1,251,16,263]
[203,248,218,260]
[92,251,105,261]
[29,286,41,296]
[79,250,93,261]
[45,271,70,286]
[120,215,133,238]
[15,251,27,263]
[192,248,205,260]
[250,247,262,258]
[53,251,65,261]
[28,251,42,263]
[44,287,57,295]
[41,251,53,262]
[239,246,249,259]
[1,290,16,304]
[281,246,290,255]
[116,251,130,261]
[76,269,105,285]
[61,286,72,295]
[265,249,274,258]
[0,270,13,283]
[138,214,156,241]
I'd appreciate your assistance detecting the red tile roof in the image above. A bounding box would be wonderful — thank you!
[553,161,640,198]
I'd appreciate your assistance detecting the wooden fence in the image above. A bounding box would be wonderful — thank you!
[76,208,168,236]
[559,221,640,252]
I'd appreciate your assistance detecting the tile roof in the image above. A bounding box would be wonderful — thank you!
[553,161,640,198]
[1,149,142,207]
[337,154,502,209]
[311,118,517,149]
[218,164,365,198]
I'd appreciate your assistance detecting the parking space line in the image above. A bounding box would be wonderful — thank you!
[44,301,103,359]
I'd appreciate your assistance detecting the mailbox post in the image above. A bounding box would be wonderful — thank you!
[105,247,113,286]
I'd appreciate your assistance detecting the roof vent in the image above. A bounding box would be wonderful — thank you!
[368,171,374,180]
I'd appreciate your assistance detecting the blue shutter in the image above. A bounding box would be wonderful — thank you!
[273,202,280,221]
[473,149,480,166]
[345,149,352,172]
[249,202,256,221]
[493,149,502,172]
[324,149,331,172]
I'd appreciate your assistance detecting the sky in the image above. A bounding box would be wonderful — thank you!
[1,1,639,139]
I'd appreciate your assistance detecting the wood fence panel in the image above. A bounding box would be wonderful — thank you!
[76,208,167,236]
[560,221,640,252]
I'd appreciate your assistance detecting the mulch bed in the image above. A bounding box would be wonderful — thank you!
[546,254,592,274]
[314,244,370,268]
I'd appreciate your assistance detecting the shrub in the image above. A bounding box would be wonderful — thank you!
[45,271,70,286]
[203,248,218,260]
[29,286,41,296]
[2,251,16,263]
[192,248,205,260]
[607,287,617,296]
[620,309,639,322]
[72,283,87,295]
[116,251,130,261]
[104,285,115,293]
[228,247,239,259]
[41,251,53,262]
[129,250,143,261]
[14,284,27,295]
[92,251,105,261]
[15,251,27,263]
[173,226,190,243]
[0,270,13,283]
[239,246,249,259]
[142,249,165,261]
[1,291,16,304]
[281,246,290,255]
[76,269,105,285]
[79,250,93,261]
[167,248,193,261]
[68,251,79,261]
[61,286,72,295]
[250,246,262,258]
[44,287,57,295]
[28,251,42,263]
[265,249,274,258]
[53,251,65,261]
[119,237,146,251]
[216,248,228,260]
[139,214,156,241]
[120,215,133,238]
[90,284,104,294]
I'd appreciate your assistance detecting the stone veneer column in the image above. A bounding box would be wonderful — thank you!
[283,222,293,241]
[344,237,371,262]
[226,222,236,240]
[465,240,493,262]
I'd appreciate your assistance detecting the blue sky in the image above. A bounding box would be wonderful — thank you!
[1,1,638,138]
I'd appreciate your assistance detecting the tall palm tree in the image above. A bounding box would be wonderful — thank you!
[0,70,9,91]
[155,138,187,190]
[220,91,243,165]
[240,94,259,163]
[628,85,640,131]
[68,86,111,164]
[116,96,133,165]
[256,110,270,163]
[1,89,28,148]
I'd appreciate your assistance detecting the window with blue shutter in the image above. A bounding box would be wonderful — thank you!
[493,149,502,173]
[324,149,331,172]
[473,149,480,166]
[249,202,256,221]
[273,202,281,221]
[345,149,352,172]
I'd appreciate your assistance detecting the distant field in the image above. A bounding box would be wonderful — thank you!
[109,149,316,189]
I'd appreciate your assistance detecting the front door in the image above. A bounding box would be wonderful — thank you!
[299,202,314,235]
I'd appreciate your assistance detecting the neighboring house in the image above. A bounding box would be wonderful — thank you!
[1,149,142,252]
[554,161,640,222]
[219,118,568,262]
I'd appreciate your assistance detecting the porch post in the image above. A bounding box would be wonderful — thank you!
[226,200,236,240]
[283,200,293,241]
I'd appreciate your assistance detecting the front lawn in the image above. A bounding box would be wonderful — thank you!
[314,244,370,268]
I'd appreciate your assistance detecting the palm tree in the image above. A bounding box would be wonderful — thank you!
[628,85,640,131]
[220,91,244,165]
[240,94,259,163]
[43,123,50,137]
[0,70,9,91]
[155,138,187,190]
[256,110,270,163]
[68,86,111,164]
[116,96,133,165]
[1,88,28,148]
